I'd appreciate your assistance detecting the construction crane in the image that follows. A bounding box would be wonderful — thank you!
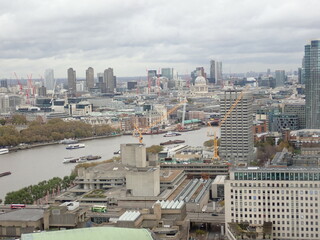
[209,87,248,161]
[14,72,23,92]
[133,99,188,144]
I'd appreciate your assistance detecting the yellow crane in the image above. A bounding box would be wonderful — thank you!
[209,87,248,161]
[133,99,188,144]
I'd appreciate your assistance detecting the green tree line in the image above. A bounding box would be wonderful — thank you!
[0,117,120,147]
[4,175,76,204]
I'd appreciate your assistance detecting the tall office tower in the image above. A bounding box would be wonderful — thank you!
[305,40,320,129]
[104,68,115,93]
[267,68,271,76]
[67,68,76,95]
[210,60,216,83]
[219,90,254,165]
[97,73,103,83]
[44,69,55,90]
[161,68,174,80]
[225,167,320,240]
[275,70,286,87]
[298,67,302,84]
[216,61,223,84]
[209,60,222,84]
[0,80,8,88]
[86,67,94,90]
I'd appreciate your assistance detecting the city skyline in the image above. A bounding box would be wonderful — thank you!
[0,0,319,78]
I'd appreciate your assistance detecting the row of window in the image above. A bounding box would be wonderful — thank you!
[230,182,319,188]
[232,206,320,213]
[234,171,320,181]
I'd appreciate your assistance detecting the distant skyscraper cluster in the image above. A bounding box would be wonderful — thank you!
[304,40,320,129]
[66,67,116,95]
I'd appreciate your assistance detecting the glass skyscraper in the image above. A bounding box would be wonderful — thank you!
[305,40,320,129]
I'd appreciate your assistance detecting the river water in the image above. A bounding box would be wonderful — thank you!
[0,127,218,200]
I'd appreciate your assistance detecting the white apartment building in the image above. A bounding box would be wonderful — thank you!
[225,167,320,240]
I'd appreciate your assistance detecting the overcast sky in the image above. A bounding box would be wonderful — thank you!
[0,0,319,79]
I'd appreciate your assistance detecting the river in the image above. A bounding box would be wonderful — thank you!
[0,127,219,200]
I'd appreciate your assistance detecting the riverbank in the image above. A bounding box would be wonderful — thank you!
[8,133,123,152]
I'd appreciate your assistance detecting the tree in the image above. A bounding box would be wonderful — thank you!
[11,115,27,125]
[203,139,214,147]
[146,145,163,154]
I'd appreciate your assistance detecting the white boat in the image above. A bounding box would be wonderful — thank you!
[163,132,181,137]
[0,148,9,155]
[66,144,85,150]
[63,157,79,163]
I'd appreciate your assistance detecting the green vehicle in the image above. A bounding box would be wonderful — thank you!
[91,205,107,213]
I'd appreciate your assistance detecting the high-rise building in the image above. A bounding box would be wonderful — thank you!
[267,68,271,76]
[275,70,286,87]
[104,68,115,93]
[225,167,320,240]
[305,40,320,129]
[216,61,223,84]
[0,80,8,88]
[209,60,222,84]
[44,69,55,90]
[219,90,254,165]
[161,68,174,80]
[86,67,94,90]
[67,68,76,95]
[283,102,306,129]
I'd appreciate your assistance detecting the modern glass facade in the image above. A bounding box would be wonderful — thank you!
[305,40,320,129]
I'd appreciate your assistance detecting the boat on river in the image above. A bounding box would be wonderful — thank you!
[160,140,185,145]
[0,171,11,177]
[163,132,181,137]
[63,157,79,163]
[0,148,9,155]
[63,155,101,164]
[66,144,85,150]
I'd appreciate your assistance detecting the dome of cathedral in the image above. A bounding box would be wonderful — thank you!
[194,76,207,85]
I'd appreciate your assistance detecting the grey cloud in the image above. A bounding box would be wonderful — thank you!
[0,0,319,77]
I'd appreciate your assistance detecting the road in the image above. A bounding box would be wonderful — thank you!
[187,212,225,224]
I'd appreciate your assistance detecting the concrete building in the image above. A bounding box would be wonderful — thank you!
[219,90,254,165]
[0,209,44,238]
[275,70,286,87]
[104,68,115,93]
[86,67,94,90]
[44,69,55,90]
[68,101,93,116]
[67,68,76,96]
[305,40,320,129]
[225,167,320,240]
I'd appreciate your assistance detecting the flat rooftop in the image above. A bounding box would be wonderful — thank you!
[160,170,184,183]
[0,209,44,222]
